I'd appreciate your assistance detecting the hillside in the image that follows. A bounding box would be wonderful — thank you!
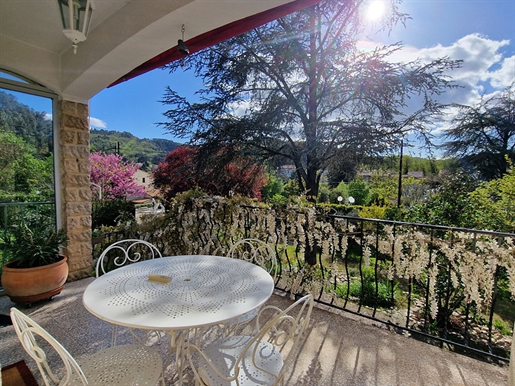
[0,90,53,155]
[90,129,182,170]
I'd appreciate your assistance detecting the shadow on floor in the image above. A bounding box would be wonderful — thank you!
[0,277,509,385]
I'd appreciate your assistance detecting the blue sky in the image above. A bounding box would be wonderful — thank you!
[88,0,514,154]
[7,1,515,156]
[89,69,203,143]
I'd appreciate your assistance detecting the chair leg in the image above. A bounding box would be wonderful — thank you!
[111,324,118,346]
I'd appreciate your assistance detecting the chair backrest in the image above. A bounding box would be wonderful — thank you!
[256,293,313,353]
[10,307,88,386]
[188,294,314,386]
[95,239,162,277]
[248,293,314,383]
[228,238,278,280]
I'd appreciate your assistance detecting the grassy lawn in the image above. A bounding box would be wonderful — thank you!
[494,299,515,335]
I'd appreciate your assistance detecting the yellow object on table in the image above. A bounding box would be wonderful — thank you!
[148,274,171,283]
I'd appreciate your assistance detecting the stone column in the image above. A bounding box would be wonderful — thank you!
[59,100,92,280]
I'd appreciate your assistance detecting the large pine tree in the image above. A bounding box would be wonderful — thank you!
[160,0,461,202]
[442,83,515,180]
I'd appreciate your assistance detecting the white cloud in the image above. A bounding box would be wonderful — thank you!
[357,33,513,156]
[489,55,515,89]
[414,34,513,139]
[89,117,107,128]
[364,34,511,104]
[363,34,512,130]
[418,34,509,90]
[430,105,461,135]
[227,100,251,117]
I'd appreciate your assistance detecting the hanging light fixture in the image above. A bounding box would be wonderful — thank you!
[57,0,94,54]
[178,24,190,55]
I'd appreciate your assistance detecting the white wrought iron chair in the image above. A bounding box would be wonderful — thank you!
[228,239,278,280]
[95,239,162,277]
[224,239,279,332]
[95,239,163,346]
[188,294,314,386]
[10,307,165,386]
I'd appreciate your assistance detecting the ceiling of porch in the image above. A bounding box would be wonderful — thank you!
[0,0,313,103]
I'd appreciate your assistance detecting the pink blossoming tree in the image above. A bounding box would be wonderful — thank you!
[90,152,146,200]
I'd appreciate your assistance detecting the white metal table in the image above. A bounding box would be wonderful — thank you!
[83,255,275,383]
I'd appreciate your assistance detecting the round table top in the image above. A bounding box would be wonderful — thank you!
[83,255,275,330]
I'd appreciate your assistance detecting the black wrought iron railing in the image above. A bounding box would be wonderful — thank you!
[300,215,514,364]
[116,197,513,363]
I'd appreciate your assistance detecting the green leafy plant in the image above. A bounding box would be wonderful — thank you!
[92,198,136,229]
[493,319,512,336]
[335,267,397,308]
[5,215,67,268]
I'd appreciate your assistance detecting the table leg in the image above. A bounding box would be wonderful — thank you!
[175,329,192,386]
[165,329,191,385]
[111,324,118,346]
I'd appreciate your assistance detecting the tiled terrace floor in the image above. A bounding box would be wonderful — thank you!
[0,277,509,385]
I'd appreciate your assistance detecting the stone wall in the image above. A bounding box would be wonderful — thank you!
[59,100,92,280]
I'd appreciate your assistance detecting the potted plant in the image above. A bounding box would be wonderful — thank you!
[1,215,68,304]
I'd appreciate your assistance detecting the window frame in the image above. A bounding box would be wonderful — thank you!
[0,70,62,229]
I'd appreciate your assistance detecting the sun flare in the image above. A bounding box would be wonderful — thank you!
[366,1,386,21]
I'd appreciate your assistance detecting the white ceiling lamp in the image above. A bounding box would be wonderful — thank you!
[57,0,94,54]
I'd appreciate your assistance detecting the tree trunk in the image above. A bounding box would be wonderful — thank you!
[305,6,319,204]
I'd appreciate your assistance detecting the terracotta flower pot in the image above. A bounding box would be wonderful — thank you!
[1,255,68,304]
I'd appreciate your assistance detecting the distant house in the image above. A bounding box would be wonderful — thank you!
[358,169,425,184]
[133,170,160,198]
[359,170,374,183]
[405,171,424,179]
[134,170,152,191]
[279,164,296,178]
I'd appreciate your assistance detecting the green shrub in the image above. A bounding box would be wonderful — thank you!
[358,204,387,219]
[270,194,288,206]
[261,174,284,202]
[337,267,397,308]
[92,198,136,229]
[493,319,512,336]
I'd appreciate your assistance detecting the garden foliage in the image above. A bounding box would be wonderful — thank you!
[442,83,515,180]
[468,161,515,233]
[152,146,267,203]
[90,151,146,200]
